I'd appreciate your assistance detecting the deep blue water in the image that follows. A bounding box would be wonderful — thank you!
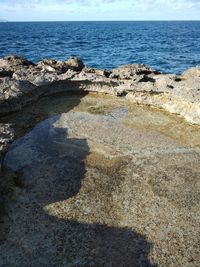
[0,21,200,74]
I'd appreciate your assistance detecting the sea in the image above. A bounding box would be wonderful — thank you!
[0,21,200,74]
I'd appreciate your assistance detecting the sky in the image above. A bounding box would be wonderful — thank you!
[0,0,200,21]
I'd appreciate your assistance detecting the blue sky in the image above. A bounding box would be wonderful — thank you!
[1,0,200,21]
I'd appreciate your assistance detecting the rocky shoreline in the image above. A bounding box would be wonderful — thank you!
[0,55,200,169]
[1,55,200,121]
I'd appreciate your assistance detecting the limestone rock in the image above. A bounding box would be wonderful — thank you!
[58,69,78,80]
[0,69,13,78]
[181,66,200,79]
[0,55,200,125]
[37,59,69,74]
[0,56,34,77]
[110,64,158,79]
[0,55,34,69]
[83,67,111,77]
[126,91,200,125]
[13,67,58,86]
[0,123,14,154]
[65,56,84,71]
[0,78,36,98]
[37,57,84,73]
[0,78,37,114]
[0,56,33,78]
[0,123,14,174]
[2,102,200,266]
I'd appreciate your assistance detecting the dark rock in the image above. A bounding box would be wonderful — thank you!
[0,123,14,174]
[0,69,13,78]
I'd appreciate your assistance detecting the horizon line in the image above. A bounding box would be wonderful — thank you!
[2,19,200,22]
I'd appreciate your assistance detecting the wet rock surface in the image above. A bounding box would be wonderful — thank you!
[0,93,200,267]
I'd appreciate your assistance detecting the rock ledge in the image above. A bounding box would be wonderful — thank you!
[0,55,199,125]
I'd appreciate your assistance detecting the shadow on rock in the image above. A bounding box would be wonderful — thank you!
[1,112,157,267]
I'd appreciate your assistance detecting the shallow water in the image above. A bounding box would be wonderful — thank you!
[1,92,200,150]
[1,92,200,266]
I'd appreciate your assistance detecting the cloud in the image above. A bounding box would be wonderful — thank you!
[55,0,200,10]
[2,0,40,3]
[1,0,200,9]
[1,0,200,20]
[58,0,200,4]
[0,0,41,8]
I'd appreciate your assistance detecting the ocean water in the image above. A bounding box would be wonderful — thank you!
[0,21,199,74]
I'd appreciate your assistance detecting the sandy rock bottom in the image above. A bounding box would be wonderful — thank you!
[0,93,200,267]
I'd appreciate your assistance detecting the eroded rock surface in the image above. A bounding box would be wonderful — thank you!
[0,56,200,266]
[0,94,200,267]
[1,94,200,266]
[0,55,200,125]
[0,55,34,78]
[110,63,159,79]
[0,123,14,173]
[181,66,200,79]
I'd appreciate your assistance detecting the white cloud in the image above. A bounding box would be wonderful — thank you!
[1,0,200,20]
